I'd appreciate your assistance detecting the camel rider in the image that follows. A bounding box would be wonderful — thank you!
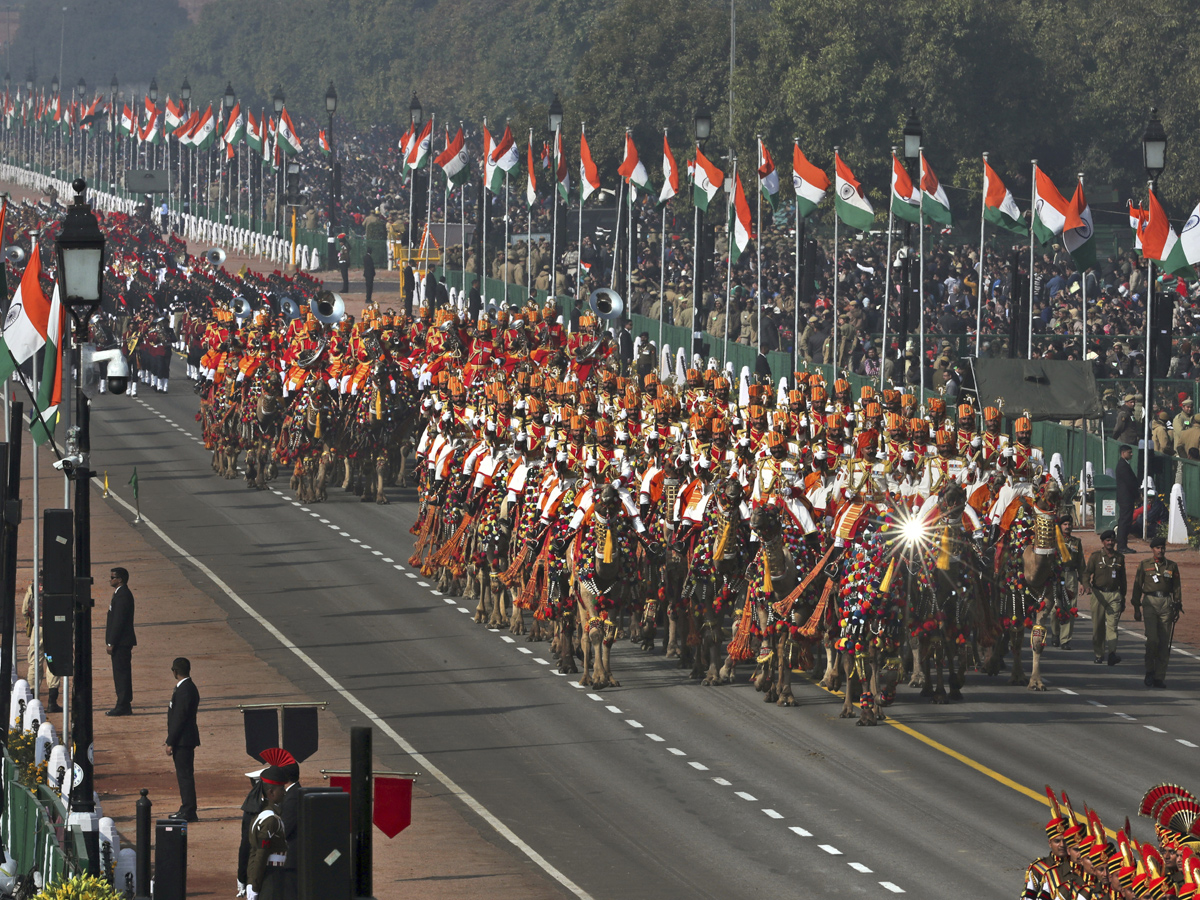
[751,432,795,505]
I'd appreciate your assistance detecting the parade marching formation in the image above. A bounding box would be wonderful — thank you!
[1027,783,1200,899]
[6,188,1186,897]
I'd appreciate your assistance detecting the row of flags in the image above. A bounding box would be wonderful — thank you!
[419,123,1200,279]
[1,87,305,170]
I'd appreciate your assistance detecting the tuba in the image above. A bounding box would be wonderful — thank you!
[203,248,227,266]
[311,291,346,324]
[588,287,624,320]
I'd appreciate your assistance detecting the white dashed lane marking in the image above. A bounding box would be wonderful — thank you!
[819,845,842,856]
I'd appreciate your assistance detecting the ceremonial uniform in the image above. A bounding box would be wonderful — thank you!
[1052,532,1085,650]
[1131,538,1182,687]
[1084,539,1126,665]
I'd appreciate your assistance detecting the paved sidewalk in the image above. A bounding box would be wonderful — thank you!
[14,434,565,900]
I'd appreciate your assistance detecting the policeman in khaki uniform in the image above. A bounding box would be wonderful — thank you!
[1051,515,1084,651]
[246,765,289,900]
[1131,535,1183,688]
[1082,529,1126,666]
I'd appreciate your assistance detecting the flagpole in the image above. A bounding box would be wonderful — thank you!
[1143,179,1154,541]
[31,353,39,698]
[723,157,736,368]
[503,164,510,309]
[660,129,668,349]
[1028,158,1037,360]
[1078,172,1087,362]
[918,147,926,405]
[527,131,533,304]
[755,134,762,357]
[882,146,896,395]
[976,152,988,357]
[551,124,560,310]
[426,113,436,289]
[832,146,839,376]
[460,127,467,296]
[627,161,634,330]
[793,138,801,374]
[691,140,700,366]
[481,118,488,311]
[611,167,624,291]
[576,123,585,301]
[1078,171,1089,530]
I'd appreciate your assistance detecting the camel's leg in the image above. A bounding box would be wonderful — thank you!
[777,637,797,707]
[473,570,488,623]
[840,654,856,718]
[859,655,881,725]
[375,458,390,505]
[920,638,935,697]
[931,641,948,704]
[558,614,578,674]
[949,651,966,701]
[509,603,526,635]
[600,621,620,688]
[1008,624,1027,686]
[1027,613,1049,691]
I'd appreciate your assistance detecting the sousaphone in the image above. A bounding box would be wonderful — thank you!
[311,290,346,324]
[588,287,624,320]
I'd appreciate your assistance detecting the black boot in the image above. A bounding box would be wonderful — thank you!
[47,687,63,713]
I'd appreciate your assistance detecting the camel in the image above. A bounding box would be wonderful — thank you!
[986,480,1062,691]
[908,484,989,704]
[570,484,634,689]
[743,504,802,706]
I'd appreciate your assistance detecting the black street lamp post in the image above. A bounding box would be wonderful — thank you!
[900,109,922,380]
[1140,108,1167,537]
[56,177,107,876]
[408,92,423,251]
[109,76,118,193]
[181,78,191,215]
[272,87,284,235]
[326,81,338,270]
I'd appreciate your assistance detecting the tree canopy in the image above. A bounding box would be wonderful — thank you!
[148,0,1200,208]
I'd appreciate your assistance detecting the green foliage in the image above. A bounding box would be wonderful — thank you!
[36,873,122,900]
[13,0,189,92]
[157,0,1200,206]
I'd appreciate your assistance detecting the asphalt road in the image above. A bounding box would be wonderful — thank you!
[87,386,1200,900]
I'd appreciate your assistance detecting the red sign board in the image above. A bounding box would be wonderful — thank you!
[328,776,413,839]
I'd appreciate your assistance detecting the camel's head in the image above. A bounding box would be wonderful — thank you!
[750,503,781,541]
[718,478,743,514]
[938,483,967,517]
[597,483,621,516]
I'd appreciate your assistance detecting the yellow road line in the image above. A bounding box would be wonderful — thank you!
[798,672,1118,839]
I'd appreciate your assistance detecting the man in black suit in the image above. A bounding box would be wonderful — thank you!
[362,248,376,306]
[165,657,201,822]
[105,567,137,716]
[277,759,302,900]
[617,320,634,376]
[1115,444,1139,554]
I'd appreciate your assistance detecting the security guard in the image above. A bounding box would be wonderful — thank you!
[246,765,289,900]
[1082,529,1126,666]
[1131,535,1183,688]
[1052,515,1085,651]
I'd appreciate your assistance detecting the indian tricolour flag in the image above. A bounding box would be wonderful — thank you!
[554,130,571,202]
[691,147,723,212]
[0,249,52,383]
[890,153,919,224]
[407,119,433,172]
[617,131,653,200]
[1179,202,1200,267]
[659,133,679,204]
[164,97,183,132]
[246,111,263,154]
[31,283,64,446]
[983,157,1026,234]
[526,140,537,207]
[792,144,828,217]
[435,127,470,187]
[833,152,874,231]
[1063,180,1097,270]
[276,106,301,155]
[192,105,216,150]
[119,103,134,136]
[1032,166,1068,245]
[919,152,951,225]
[1128,201,1147,251]
[757,138,779,210]
[482,123,497,193]
[317,128,331,157]
[491,124,520,183]
[579,129,601,202]
[222,102,244,146]
[1141,189,1193,277]
[728,172,754,266]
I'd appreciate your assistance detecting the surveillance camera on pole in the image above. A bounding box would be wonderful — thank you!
[80,345,131,397]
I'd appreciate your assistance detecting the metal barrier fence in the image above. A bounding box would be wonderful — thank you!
[1,751,72,888]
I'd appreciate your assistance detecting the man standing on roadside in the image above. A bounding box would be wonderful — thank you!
[165,657,201,821]
[362,247,376,306]
[278,758,302,900]
[1082,530,1126,666]
[22,573,61,712]
[1131,535,1183,688]
[1115,444,1138,553]
[105,567,136,716]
